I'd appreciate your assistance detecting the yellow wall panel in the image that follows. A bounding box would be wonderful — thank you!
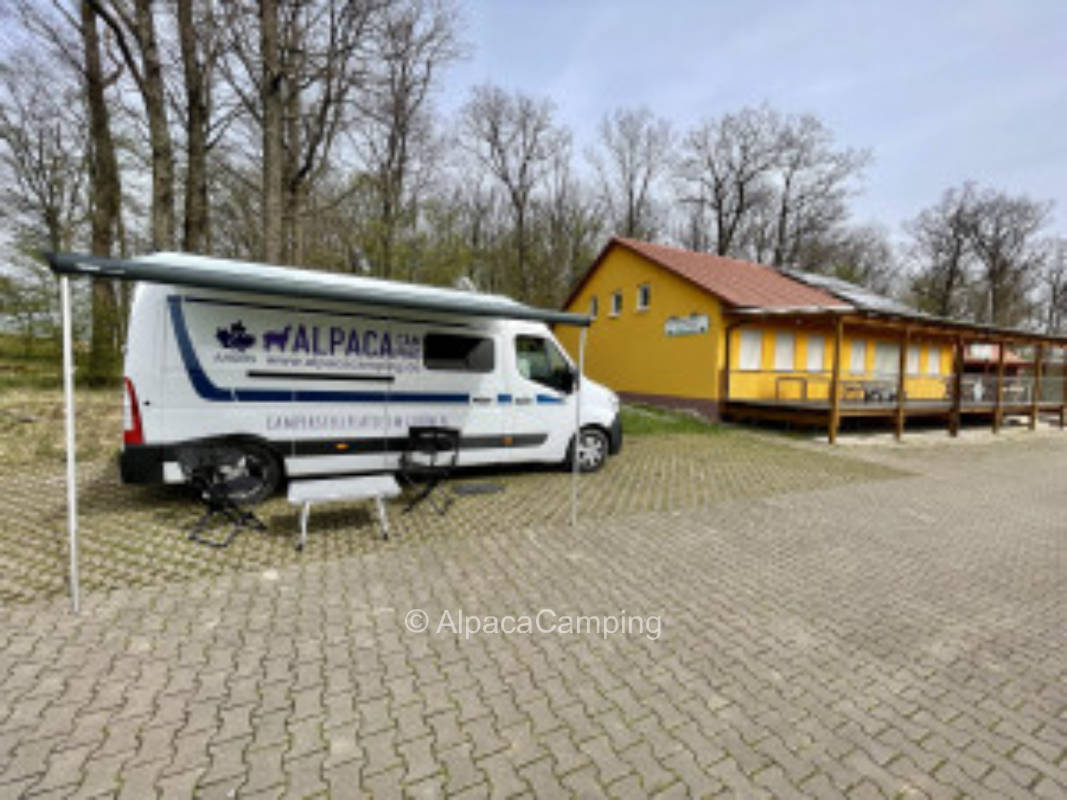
[558,248,724,400]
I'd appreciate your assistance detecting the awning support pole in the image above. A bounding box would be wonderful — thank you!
[571,327,586,528]
[60,276,80,614]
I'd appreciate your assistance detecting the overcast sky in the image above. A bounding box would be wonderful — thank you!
[438,0,1067,240]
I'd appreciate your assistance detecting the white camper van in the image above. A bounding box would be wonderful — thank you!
[117,254,621,501]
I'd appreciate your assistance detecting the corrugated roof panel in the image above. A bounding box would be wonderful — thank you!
[780,268,918,315]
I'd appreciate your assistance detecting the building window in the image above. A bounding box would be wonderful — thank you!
[774,332,795,371]
[589,296,598,318]
[874,342,900,377]
[927,346,942,376]
[739,329,763,371]
[907,345,921,376]
[806,335,825,372]
[424,333,494,373]
[610,290,622,316]
[636,284,651,311]
[849,339,867,374]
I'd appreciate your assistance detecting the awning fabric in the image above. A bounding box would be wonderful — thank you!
[47,251,592,327]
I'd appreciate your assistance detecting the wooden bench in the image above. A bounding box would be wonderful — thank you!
[287,475,402,551]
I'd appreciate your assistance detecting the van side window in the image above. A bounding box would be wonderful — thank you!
[424,333,494,372]
[515,335,573,393]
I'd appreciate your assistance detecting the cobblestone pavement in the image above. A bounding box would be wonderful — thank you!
[1,433,1066,798]
[0,428,899,605]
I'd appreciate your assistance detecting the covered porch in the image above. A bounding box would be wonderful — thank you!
[720,310,1067,442]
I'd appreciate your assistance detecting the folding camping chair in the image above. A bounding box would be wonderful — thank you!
[177,446,267,548]
[397,426,460,514]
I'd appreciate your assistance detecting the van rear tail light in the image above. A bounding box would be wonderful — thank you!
[123,377,145,446]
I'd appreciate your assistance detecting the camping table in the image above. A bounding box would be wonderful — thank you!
[287,475,401,550]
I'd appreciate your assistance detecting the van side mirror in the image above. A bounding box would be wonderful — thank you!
[559,367,578,394]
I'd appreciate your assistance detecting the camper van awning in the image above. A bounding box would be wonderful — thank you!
[46,251,592,327]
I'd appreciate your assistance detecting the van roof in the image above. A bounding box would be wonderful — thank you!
[47,251,591,327]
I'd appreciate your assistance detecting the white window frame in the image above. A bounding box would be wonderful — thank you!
[927,346,942,376]
[636,284,650,311]
[849,339,867,374]
[738,329,763,371]
[806,335,825,372]
[906,344,921,376]
[774,332,795,371]
[610,290,622,317]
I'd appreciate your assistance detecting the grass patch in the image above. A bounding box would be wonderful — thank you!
[0,334,63,390]
[620,403,722,436]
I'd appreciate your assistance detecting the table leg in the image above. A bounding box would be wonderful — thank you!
[375,496,389,540]
[298,501,311,551]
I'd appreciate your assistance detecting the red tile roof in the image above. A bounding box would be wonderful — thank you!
[614,238,850,309]
[568,237,852,311]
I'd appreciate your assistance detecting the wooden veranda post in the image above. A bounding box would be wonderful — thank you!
[949,338,963,437]
[828,315,843,444]
[895,328,908,441]
[1061,346,1066,429]
[1030,343,1044,431]
[722,322,735,405]
[993,341,1006,433]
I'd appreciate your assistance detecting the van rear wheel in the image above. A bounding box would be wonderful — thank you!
[568,426,609,473]
[217,441,281,504]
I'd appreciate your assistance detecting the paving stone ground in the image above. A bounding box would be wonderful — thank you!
[2,422,1066,798]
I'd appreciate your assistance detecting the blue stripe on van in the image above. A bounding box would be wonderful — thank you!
[536,394,564,405]
[166,296,470,405]
[497,393,513,404]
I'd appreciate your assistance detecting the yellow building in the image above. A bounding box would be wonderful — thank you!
[558,237,1067,441]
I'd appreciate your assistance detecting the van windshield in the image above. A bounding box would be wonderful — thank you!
[515,335,573,393]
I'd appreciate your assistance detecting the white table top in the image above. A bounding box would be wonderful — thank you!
[287,474,401,504]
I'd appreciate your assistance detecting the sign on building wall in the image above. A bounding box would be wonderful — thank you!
[664,314,709,337]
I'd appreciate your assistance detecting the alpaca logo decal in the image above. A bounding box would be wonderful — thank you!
[263,325,292,352]
[216,320,256,351]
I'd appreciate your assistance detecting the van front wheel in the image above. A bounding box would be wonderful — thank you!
[568,427,609,473]
[218,441,281,504]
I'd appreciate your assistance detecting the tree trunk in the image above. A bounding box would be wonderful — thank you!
[177,0,208,252]
[81,0,122,386]
[260,0,284,263]
[133,0,174,251]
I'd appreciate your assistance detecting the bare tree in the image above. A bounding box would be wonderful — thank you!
[588,107,671,240]
[80,0,124,383]
[358,0,462,277]
[460,84,570,299]
[541,146,603,304]
[967,187,1050,326]
[175,0,227,252]
[906,183,977,318]
[86,0,175,250]
[675,105,780,256]
[224,0,382,264]
[907,183,1052,326]
[769,113,870,266]
[0,53,86,252]
[1040,238,1067,334]
[800,223,898,294]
